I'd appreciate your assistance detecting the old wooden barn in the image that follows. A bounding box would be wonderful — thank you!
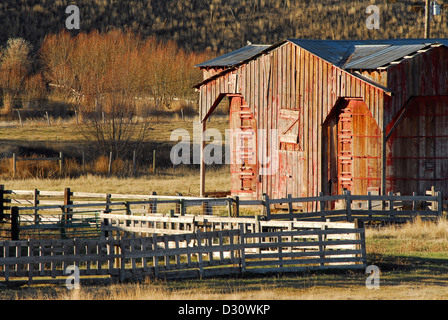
[194,39,448,200]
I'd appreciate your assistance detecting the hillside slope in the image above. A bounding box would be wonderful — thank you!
[1,0,447,54]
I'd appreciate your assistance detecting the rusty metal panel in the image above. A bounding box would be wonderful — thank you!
[196,44,270,68]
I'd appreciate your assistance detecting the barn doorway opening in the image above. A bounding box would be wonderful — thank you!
[323,98,381,196]
[229,95,258,200]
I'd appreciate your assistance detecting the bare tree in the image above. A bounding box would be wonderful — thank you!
[80,97,151,161]
[0,38,32,114]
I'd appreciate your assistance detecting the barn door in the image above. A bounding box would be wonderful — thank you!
[229,96,258,199]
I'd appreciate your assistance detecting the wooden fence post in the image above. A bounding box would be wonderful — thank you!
[344,190,352,222]
[0,185,4,223]
[318,223,327,266]
[232,196,239,218]
[64,187,72,220]
[12,153,16,177]
[11,206,19,240]
[60,187,72,239]
[354,219,366,266]
[319,192,325,220]
[196,229,204,279]
[176,193,182,215]
[263,194,271,220]
[152,150,156,174]
[152,233,159,278]
[180,198,186,216]
[17,109,23,127]
[388,191,394,220]
[132,150,136,176]
[151,191,158,214]
[82,151,86,173]
[412,191,418,212]
[59,152,64,175]
[105,193,111,213]
[125,201,131,227]
[287,194,293,216]
[436,191,443,217]
[227,197,232,217]
[239,225,246,274]
[33,188,39,225]
[46,111,51,126]
[102,210,110,238]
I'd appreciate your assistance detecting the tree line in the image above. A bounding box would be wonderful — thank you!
[0,29,212,117]
[2,0,447,56]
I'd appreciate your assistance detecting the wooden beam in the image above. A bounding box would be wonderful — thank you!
[385,98,413,142]
[425,0,431,38]
[381,128,387,196]
[200,120,206,197]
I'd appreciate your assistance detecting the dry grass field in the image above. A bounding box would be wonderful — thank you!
[1,218,447,300]
[1,118,448,300]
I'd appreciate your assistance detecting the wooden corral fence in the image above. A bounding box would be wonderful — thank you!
[0,219,366,284]
[0,185,444,241]
[10,152,64,177]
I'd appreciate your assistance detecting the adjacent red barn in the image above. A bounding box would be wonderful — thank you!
[194,39,448,200]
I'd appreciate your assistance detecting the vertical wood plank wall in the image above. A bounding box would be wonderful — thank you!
[198,41,387,199]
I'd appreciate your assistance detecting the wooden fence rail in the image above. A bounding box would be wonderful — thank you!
[0,186,444,241]
[0,220,366,284]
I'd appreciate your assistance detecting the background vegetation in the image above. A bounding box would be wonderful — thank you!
[1,0,447,54]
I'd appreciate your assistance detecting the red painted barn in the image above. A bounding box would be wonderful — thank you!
[194,39,448,200]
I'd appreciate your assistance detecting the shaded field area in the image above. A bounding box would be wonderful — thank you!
[0,117,230,188]
[1,219,447,300]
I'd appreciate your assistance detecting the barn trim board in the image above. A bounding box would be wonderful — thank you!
[195,39,448,199]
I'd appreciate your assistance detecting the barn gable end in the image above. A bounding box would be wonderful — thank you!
[195,39,448,200]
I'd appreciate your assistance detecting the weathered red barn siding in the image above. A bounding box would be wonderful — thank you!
[384,46,448,195]
[385,46,448,125]
[386,96,448,195]
[198,41,387,199]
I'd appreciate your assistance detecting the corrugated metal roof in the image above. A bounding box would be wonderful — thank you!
[288,38,448,70]
[195,44,271,68]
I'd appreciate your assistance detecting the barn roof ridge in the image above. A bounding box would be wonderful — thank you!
[194,38,448,90]
[196,38,448,70]
[287,38,448,70]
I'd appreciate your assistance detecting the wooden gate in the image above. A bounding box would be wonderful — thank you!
[229,95,258,199]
